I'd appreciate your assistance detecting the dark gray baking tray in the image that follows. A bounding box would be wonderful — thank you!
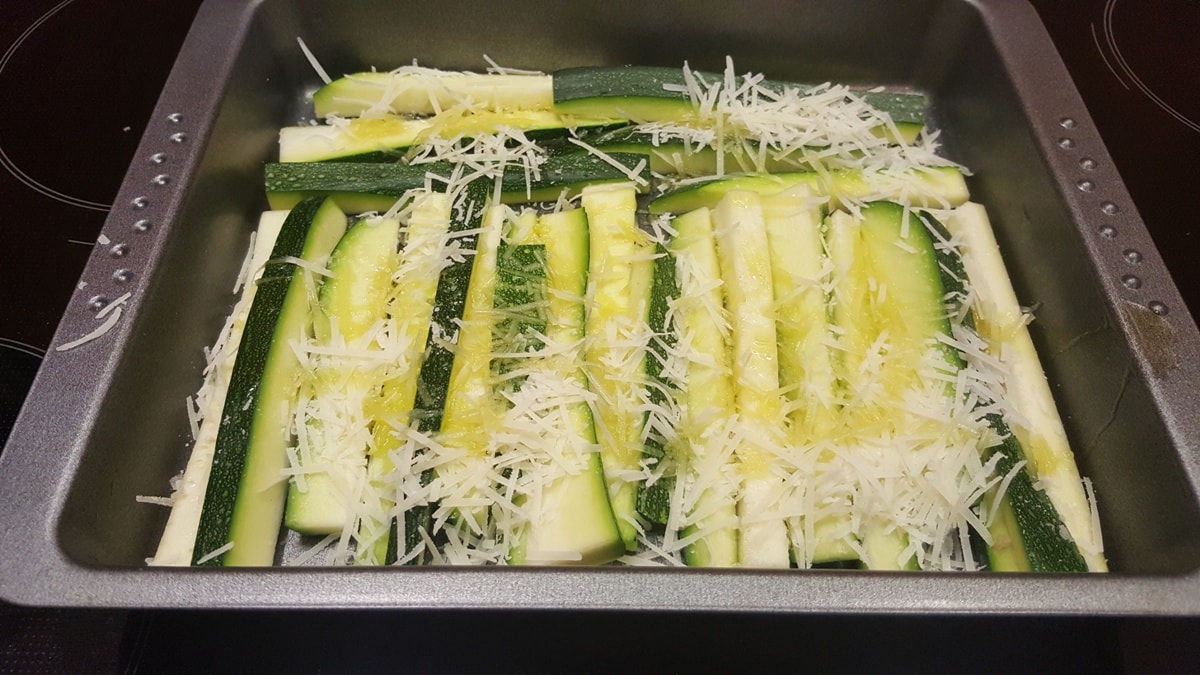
[2,0,1199,612]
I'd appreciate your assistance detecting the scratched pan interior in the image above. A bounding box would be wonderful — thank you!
[2,0,1200,612]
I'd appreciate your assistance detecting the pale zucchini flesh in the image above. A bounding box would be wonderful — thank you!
[284,216,401,536]
[430,205,506,536]
[760,189,856,565]
[280,111,622,163]
[668,207,741,567]
[358,192,452,565]
[314,71,554,119]
[581,183,656,551]
[711,191,790,568]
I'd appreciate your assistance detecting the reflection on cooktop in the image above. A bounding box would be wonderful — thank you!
[1091,0,1199,133]
[1035,0,1200,318]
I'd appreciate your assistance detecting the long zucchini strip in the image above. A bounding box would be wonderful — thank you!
[384,180,493,563]
[649,167,969,216]
[314,70,554,119]
[151,211,288,566]
[264,152,651,213]
[633,246,681,528]
[356,191,452,565]
[668,207,741,567]
[426,201,506,541]
[284,215,401,538]
[192,197,348,566]
[280,110,621,163]
[581,183,657,551]
[711,190,791,568]
[947,203,1105,572]
[503,208,625,565]
[760,190,858,566]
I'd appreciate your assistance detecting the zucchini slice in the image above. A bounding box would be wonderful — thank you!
[581,183,656,551]
[280,111,623,164]
[397,181,494,560]
[281,117,434,164]
[852,201,962,570]
[314,70,554,119]
[584,127,931,177]
[761,190,835,437]
[916,207,1093,572]
[711,191,791,568]
[151,211,289,566]
[553,66,699,122]
[264,152,652,213]
[427,199,506,539]
[283,215,401,536]
[634,246,681,528]
[506,207,625,565]
[491,239,548,386]
[552,65,925,131]
[358,191,452,565]
[983,418,1089,572]
[760,189,857,565]
[667,207,740,567]
[192,197,348,566]
[946,203,1104,572]
[649,167,969,215]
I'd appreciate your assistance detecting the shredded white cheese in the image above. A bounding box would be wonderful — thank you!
[297,36,332,85]
[54,306,123,352]
[194,541,234,565]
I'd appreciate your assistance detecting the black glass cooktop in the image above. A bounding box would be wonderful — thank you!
[1,1,1197,671]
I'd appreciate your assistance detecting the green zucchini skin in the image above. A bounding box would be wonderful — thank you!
[984,416,1088,572]
[387,182,492,563]
[192,197,348,566]
[636,246,679,527]
[492,242,548,386]
[264,153,651,213]
[554,66,694,122]
[555,66,693,104]
[265,162,447,213]
[415,181,490,433]
[552,65,926,126]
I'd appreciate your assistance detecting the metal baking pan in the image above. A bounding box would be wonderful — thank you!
[2,0,1199,613]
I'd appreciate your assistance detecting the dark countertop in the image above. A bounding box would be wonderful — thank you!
[1,1,1198,671]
